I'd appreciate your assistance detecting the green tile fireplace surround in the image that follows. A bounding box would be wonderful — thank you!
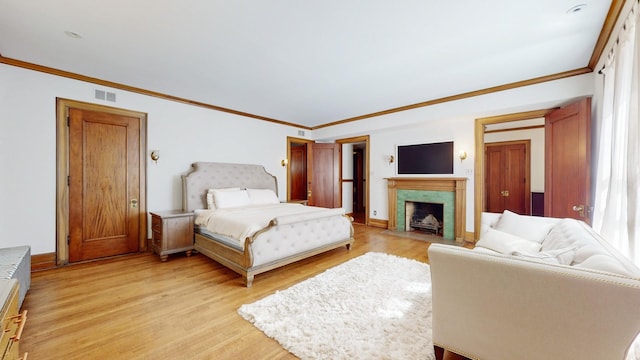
[387,177,467,243]
[397,190,455,239]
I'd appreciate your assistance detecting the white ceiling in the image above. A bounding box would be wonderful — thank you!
[0,0,613,128]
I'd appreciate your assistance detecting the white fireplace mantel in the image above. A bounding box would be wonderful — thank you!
[386,177,467,243]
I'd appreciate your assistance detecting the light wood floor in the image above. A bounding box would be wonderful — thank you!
[20,225,456,359]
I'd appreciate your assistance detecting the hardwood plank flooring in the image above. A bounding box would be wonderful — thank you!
[20,225,456,359]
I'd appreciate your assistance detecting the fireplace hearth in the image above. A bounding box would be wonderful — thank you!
[406,201,444,236]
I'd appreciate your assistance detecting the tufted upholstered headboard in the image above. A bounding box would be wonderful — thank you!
[181,162,278,212]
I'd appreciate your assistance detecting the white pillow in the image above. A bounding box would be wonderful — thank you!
[206,188,241,209]
[494,210,555,244]
[476,228,542,254]
[513,246,577,265]
[540,218,584,252]
[212,189,250,209]
[246,188,279,205]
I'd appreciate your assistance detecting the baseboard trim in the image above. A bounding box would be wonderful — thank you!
[32,252,57,272]
[367,218,388,229]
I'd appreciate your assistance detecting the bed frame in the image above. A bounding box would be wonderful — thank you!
[182,162,354,286]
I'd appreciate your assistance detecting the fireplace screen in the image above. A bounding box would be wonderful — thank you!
[405,201,444,236]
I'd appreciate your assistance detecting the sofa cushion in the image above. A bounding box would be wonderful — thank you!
[574,254,636,276]
[494,210,555,243]
[543,218,640,277]
[476,228,541,254]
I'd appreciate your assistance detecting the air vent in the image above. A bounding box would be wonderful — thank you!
[95,89,116,102]
[298,130,305,136]
[95,89,106,100]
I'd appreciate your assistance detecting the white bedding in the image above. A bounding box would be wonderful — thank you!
[195,203,345,247]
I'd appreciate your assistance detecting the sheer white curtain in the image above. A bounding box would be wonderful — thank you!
[593,1,640,265]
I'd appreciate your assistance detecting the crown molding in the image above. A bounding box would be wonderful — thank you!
[0,56,311,130]
[588,0,626,69]
[312,68,592,130]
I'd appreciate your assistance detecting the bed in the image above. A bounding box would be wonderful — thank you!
[181,162,354,287]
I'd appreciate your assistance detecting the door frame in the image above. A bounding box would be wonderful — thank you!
[286,136,314,201]
[474,108,553,241]
[56,98,148,265]
[336,135,370,225]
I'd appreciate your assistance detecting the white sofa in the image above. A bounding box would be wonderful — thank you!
[428,211,640,360]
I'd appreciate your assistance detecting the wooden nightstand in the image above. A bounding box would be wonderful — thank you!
[150,210,194,262]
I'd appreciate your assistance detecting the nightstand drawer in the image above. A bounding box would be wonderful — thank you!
[151,216,163,235]
[1,279,25,360]
[150,211,194,261]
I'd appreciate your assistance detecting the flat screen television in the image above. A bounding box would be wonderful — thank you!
[397,141,454,174]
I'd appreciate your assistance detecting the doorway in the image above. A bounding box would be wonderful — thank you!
[352,145,365,223]
[474,108,550,240]
[286,137,341,207]
[286,135,369,223]
[484,140,531,215]
[337,136,369,225]
[286,137,313,203]
[56,98,148,265]
[474,98,592,240]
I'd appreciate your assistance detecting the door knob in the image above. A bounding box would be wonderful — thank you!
[572,204,585,217]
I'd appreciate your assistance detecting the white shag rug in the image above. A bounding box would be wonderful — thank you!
[238,252,434,360]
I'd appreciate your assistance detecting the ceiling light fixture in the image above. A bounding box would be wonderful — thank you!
[64,31,82,39]
[566,4,587,14]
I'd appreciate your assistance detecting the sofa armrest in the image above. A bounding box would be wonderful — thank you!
[428,244,640,360]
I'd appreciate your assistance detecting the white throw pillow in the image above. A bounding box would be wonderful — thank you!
[476,228,542,254]
[540,218,584,252]
[206,188,242,209]
[246,188,280,205]
[513,246,577,265]
[494,210,555,244]
[212,189,250,209]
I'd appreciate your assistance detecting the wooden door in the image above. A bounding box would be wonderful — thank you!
[68,108,141,262]
[308,143,340,208]
[485,141,530,214]
[545,97,591,222]
[290,144,308,201]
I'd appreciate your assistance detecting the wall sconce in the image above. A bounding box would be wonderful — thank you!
[458,150,467,161]
[150,150,160,164]
[387,155,395,164]
[281,158,289,167]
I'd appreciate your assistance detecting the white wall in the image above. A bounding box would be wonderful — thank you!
[0,63,596,255]
[0,64,308,254]
[315,74,595,234]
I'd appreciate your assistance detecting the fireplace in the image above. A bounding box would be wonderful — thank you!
[387,177,467,243]
[405,201,444,236]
